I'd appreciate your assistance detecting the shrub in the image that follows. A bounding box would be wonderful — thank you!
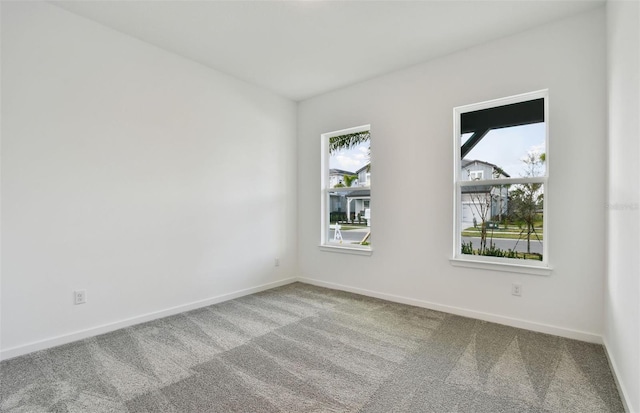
[461,241,474,255]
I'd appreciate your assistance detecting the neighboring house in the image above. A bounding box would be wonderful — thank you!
[461,159,509,224]
[350,163,371,223]
[356,163,371,188]
[346,189,371,224]
[329,168,357,189]
[328,169,356,221]
[329,164,371,223]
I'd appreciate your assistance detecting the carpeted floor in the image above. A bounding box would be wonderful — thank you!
[0,282,624,412]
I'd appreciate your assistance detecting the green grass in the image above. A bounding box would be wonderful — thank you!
[338,225,369,231]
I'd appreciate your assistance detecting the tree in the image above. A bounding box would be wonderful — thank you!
[463,166,509,256]
[329,131,370,154]
[510,152,545,254]
[329,131,371,175]
[343,174,357,187]
[464,167,505,255]
[465,184,492,254]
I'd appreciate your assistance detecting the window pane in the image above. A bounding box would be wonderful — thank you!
[327,189,371,246]
[325,129,371,248]
[329,138,370,189]
[461,123,546,179]
[460,183,544,261]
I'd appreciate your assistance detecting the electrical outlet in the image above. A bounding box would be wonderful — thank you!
[511,283,522,297]
[274,258,280,267]
[74,290,86,305]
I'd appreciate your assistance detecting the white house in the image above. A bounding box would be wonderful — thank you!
[328,163,371,223]
[460,159,510,224]
[328,168,357,189]
[355,163,371,188]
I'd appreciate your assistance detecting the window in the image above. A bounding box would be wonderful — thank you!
[321,125,371,253]
[452,91,549,273]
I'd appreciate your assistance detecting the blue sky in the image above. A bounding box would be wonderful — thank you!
[329,122,545,176]
[463,123,546,177]
[330,141,370,172]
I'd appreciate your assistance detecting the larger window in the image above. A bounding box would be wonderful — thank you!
[321,125,371,253]
[453,91,549,272]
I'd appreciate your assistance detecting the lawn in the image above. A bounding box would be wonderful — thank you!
[461,226,543,240]
[337,225,369,231]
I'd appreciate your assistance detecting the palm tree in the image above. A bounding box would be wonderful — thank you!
[329,131,370,154]
[330,131,371,174]
[343,174,357,187]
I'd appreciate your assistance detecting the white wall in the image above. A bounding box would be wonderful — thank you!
[1,2,297,358]
[298,9,607,341]
[605,1,640,411]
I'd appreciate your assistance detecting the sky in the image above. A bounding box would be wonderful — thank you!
[462,123,546,177]
[329,122,545,176]
[329,141,370,172]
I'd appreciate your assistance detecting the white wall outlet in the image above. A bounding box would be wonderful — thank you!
[274,258,280,267]
[74,290,86,305]
[511,283,522,297]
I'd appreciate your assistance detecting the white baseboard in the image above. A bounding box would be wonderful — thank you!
[297,277,603,344]
[1,276,605,361]
[602,337,634,413]
[0,277,297,361]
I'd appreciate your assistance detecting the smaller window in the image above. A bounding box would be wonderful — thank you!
[469,170,484,180]
[321,125,372,253]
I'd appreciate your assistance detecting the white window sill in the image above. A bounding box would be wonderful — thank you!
[450,256,552,276]
[319,244,373,256]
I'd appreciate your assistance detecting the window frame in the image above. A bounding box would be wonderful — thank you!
[451,90,551,275]
[320,125,372,255]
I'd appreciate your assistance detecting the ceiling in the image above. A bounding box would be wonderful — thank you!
[52,1,603,101]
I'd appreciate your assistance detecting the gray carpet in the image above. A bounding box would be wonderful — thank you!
[0,282,624,412]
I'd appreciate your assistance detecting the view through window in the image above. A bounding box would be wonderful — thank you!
[322,126,371,250]
[455,92,548,265]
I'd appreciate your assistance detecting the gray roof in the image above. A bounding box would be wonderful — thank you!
[346,189,370,197]
[356,163,371,174]
[461,185,493,194]
[328,189,370,197]
[329,168,356,176]
[461,159,510,178]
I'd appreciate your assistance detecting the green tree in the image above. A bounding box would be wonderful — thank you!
[329,131,370,154]
[464,167,506,255]
[466,184,492,254]
[510,152,545,254]
[343,174,357,187]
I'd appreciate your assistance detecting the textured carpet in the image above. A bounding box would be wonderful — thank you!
[0,282,624,412]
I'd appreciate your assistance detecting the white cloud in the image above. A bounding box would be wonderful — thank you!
[329,142,370,172]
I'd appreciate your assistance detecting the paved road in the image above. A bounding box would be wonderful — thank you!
[462,236,543,255]
[329,228,370,243]
[328,227,541,255]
